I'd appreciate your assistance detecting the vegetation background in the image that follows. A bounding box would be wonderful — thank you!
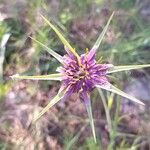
[0,0,150,149]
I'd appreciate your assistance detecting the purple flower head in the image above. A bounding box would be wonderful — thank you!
[58,49,113,96]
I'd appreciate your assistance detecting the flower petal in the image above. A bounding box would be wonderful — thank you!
[108,64,150,74]
[87,48,96,62]
[91,12,114,52]
[80,92,97,143]
[64,45,77,60]
[32,87,67,123]
[60,85,75,102]
[96,84,145,105]
[10,73,63,81]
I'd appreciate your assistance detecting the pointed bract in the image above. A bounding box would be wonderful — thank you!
[10,73,63,81]
[40,14,80,60]
[96,84,145,105]
[29,36,64,64]
[32,88,66,123]
[80,92,97,143]
[91,12,114,52]
[108,64,150,73]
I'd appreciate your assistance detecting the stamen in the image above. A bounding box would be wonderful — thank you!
[79,76,85,79]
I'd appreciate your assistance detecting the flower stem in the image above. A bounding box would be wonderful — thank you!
[98,89,112,132]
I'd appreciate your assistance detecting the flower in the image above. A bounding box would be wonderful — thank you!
[58,48,113,96]
[11,12,150,143]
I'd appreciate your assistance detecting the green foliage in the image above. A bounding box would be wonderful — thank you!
[75,0,90,8]
[84,137,101,150]
[60,8,73,24]
[63,126,86,150]
[0,143,7,150]
[99,24,150,67]
[0,83,11,100]
[0,22,8,40]
[116,0,136,10]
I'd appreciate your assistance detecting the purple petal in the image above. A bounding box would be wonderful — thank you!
[80,91,90,105]
[61,88,73,102]
[87,48,96,62]
[64,46,77,60]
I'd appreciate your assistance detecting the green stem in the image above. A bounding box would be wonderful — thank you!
[98,89,112,132]
[108,96,121,150]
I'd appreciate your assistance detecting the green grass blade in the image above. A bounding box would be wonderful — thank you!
[65,125,87,150]
[85,101,97,143]
[10,73,63,81]
[108,64,150,73]
[91,12,114,51]
[40,15,80,59]
[96,84,144,105]
[29,36,64,64]
[33,88,66,123]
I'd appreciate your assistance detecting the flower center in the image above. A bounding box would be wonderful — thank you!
[76,67,88,79]
[60,54,111,93]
